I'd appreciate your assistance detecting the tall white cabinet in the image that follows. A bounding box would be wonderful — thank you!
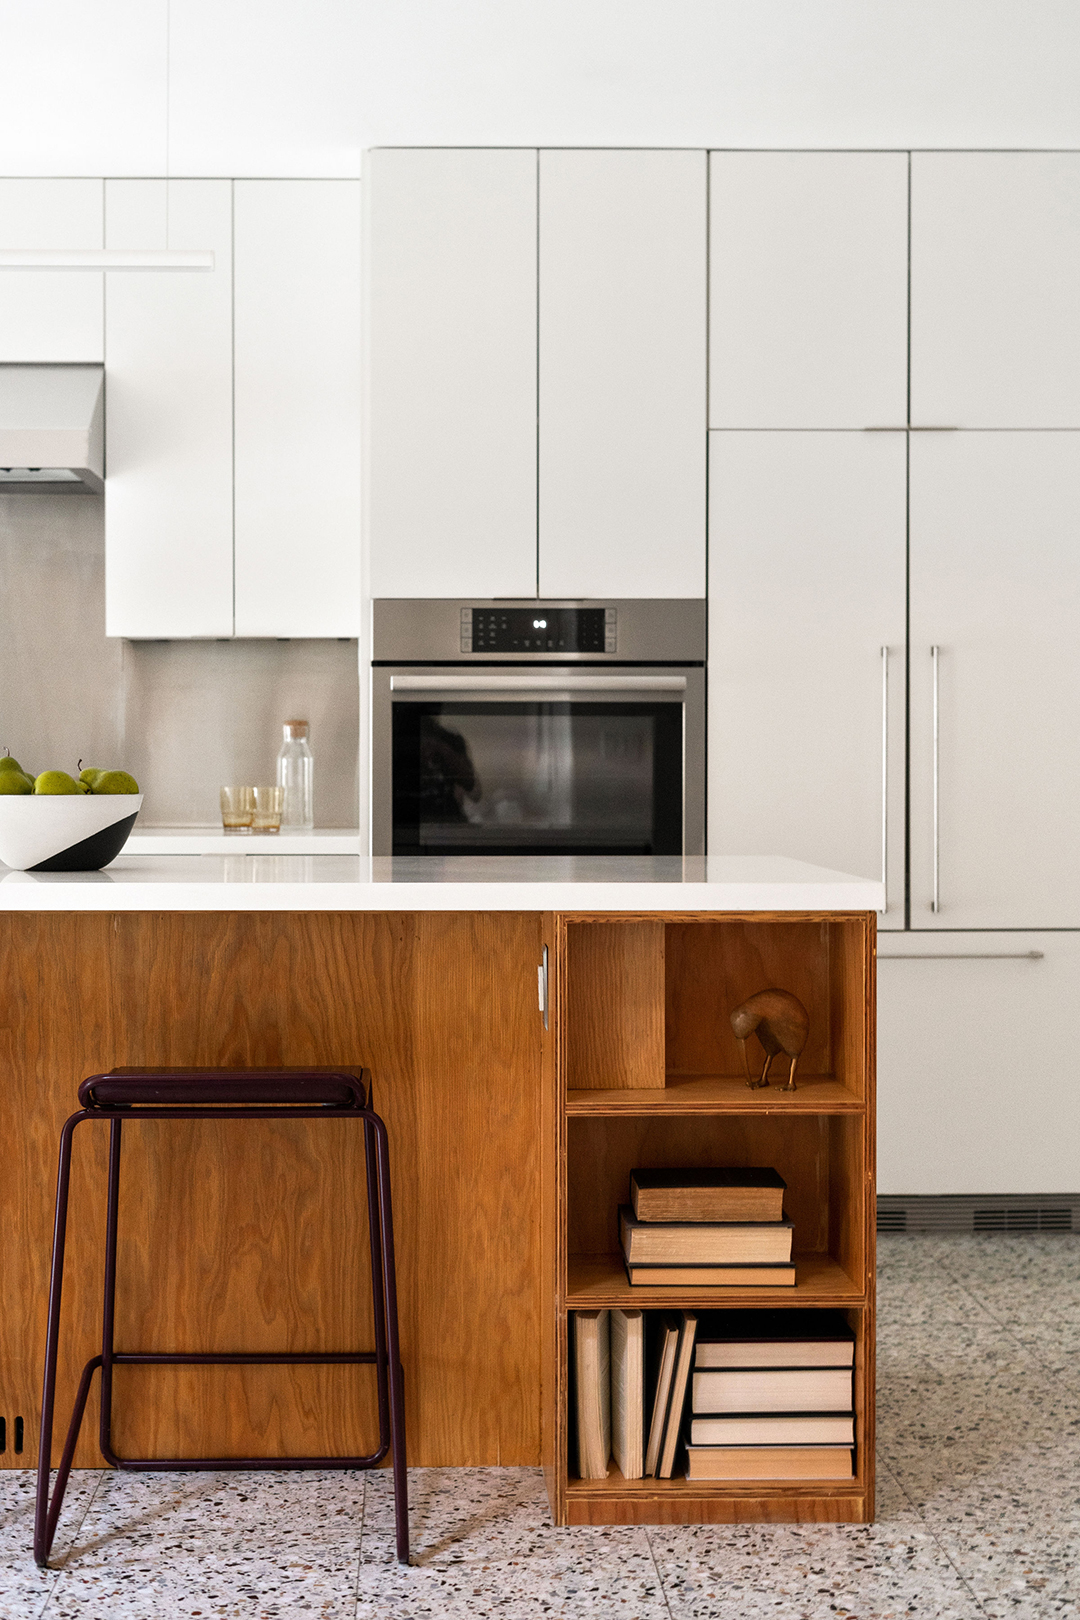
[708,432,906,925]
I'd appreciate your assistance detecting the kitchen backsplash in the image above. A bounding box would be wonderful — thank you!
[0,493,360,827]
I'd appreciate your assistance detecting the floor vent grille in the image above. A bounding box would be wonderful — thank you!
[877,1195,1080,1235]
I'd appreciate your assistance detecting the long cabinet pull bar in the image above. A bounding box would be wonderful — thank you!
[931,645,941,914]
[880,646,889,909]
[879,951,1045,961]
[863,425,959,432]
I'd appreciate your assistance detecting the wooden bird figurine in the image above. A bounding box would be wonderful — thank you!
[730,988,810,1092]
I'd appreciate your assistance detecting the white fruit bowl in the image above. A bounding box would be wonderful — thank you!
[0,794,143,871]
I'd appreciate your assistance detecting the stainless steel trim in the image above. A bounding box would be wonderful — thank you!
[879,951,1044,961]
[389,675,687,693]
[931,645,940,914]
[373,598,706,664]
[880,646,889,909]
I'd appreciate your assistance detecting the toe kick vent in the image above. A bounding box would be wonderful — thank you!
[878,1194,1080,1234]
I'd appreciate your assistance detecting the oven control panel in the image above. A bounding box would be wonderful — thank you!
[460,606,616,654]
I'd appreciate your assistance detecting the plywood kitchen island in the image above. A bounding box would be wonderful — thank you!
[0,855,881,1525]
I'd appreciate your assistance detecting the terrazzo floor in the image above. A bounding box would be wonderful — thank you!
[1,1233,1078,1619]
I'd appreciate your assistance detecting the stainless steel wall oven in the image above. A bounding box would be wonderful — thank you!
[372,600,705,857]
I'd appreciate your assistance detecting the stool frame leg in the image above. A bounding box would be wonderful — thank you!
[34,1099,409,1569]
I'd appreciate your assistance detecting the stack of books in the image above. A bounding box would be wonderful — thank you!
[620,1167,795,1287]
[685,1310,855,1480]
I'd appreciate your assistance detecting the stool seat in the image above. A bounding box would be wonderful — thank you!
[79,1067,368,1109]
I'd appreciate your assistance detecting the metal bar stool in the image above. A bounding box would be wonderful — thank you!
[34,1067,408,1567]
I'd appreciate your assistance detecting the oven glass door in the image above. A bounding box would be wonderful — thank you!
[391,696,684,856]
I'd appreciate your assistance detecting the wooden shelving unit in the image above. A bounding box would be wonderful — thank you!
[541,910,876,1526]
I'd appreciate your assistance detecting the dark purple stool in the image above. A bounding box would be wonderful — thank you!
[34,1067,408,1567]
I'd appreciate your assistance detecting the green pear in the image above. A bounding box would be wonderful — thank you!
[91,770,139,795]
[0,754,27,777]
[79,766,104,788]
[0,769,32,795]
[33,770,81,795]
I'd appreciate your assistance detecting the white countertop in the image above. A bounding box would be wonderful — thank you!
[0,854,884,912]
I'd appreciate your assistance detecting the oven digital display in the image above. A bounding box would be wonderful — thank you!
[463,607,614,654]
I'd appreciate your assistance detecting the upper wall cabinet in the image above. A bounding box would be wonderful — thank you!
[365,148,538,599]
[538,149,707,598]
[234,181,361,637]
[709,153,908,429]
[0,179,104,362]
[105,179,361,639]
[911,154,1080,427]
[105,180,234,638]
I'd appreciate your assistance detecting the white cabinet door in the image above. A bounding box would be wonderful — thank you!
[0,179,104,362]
[538,150,706,599]
[878,934,1080,1194]
[104,181,234,638]
[234,181,361,637]
[709,153,908,430]
[911,153,1080,427]
[365,148,537,599]
[909,432,1080,928]
[708,432,906,924]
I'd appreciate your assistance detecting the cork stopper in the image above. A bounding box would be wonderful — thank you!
[283,719,309,739]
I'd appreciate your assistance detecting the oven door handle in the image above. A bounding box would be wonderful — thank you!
[389,675,688,693]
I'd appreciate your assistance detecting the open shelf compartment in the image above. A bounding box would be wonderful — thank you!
[564,915,872,1107]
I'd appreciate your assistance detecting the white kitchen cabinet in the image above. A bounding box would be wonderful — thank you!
[0,179,104,362]
[707,431,906,924]
[234,180,361,637]
[104,180,234,638]
[365,148,537,599]
[911,153,1080,427]
[709,152,908,430]
[877,933,1080,1194]
[538,149,707,598]
[909,431,1080,929]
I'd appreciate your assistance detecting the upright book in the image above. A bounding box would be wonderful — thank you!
[610,1308,644,1480]
[644,1314,681,1477]
[631,1167,786,1224]
[571,1310,611,1479]
[657,1311,698,1479]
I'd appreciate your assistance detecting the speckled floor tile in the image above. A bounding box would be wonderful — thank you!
[647,1515,983,1620]
[0,1470,101,1620]
[358,1467,669,1617]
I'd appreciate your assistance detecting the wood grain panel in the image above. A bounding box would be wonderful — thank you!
[566,921,665,1089]
[0,910,543,1471]
[665,920,834,1081]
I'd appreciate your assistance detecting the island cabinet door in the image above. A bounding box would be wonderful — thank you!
[708,431,906,926]
[364,147,538,599]
[537,148,707,599]
[0,179,104,362]
[709,151,908,430]
[911,152,1080,429]
[233,180,361,636]
[104,180,234,638]
[909,431,1080,929]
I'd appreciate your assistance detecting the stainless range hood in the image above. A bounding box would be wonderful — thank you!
[0,365,104,493]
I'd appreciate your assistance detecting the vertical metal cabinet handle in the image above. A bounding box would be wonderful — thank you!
[880,646,889,910]
[931,645,940,913]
